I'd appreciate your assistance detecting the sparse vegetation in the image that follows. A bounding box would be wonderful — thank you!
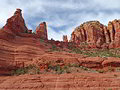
[40,38,44,42]
[108,66,114,72]
[24,30,28,33]
[11,63,118,75]
[50,44,60,52]
[108,88,112,90]
[68,47,120,58]
[11,65,40,76]
[48,64,64,74]
[97,70,105,73]
[68,63,80,67]
[116,67,120,72]
[47,63,98,74]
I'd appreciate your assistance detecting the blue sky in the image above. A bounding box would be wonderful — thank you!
[0,0,120,40]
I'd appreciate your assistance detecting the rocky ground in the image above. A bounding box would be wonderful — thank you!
[1,73,120,90]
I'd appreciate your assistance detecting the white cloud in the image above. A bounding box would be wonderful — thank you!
[93,0,120,9]
[48,26,63,40]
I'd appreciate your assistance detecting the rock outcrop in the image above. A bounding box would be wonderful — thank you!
[3,9,28,34]
[70,20,120,48]
[70,21,106,47]
[107,19,120,48]
[36,22,48,40]
[63,35,68,42]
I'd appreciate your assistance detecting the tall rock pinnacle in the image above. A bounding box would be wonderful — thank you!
[3,8,28,34]
[36,22,48,40]
[63,35,68,42]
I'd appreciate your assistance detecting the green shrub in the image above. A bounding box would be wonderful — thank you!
[50,65,64,74]
[47,63,98,74]
[24,30,28,33]
[79,66,89,71]
[69,48,120,58]
[11,65,40,75]
[40,38,44,42]
[50,44,60,51]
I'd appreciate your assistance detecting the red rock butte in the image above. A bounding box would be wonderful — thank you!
[70,20,120,48]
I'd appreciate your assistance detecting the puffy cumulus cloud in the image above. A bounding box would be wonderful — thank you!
[0,0,120,40]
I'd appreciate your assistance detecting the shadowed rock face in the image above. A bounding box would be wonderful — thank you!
[3,9,28,34]
[108,19,120,48]
[36,22,48,40]
[70,20,120,48]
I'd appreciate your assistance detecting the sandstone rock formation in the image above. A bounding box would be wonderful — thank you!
[3,9,28,34]
[70,20,120,48]
[107,19,120,48]
[36,22,48,40]
[63,35,68,42]
[70,21,106,47]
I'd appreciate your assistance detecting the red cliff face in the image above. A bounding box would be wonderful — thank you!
[70,21,106,47]
[36,22,48,40]
[107,19,120,48]
[3,8,28,34]
[70,20,120,48]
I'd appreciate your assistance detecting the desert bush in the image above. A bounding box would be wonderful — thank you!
[11,65,40,75]
[24,30,28,33]
[70,48,120,58]
[40,38,44,42]
[50,44,60,52]
[48,64,64,74]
